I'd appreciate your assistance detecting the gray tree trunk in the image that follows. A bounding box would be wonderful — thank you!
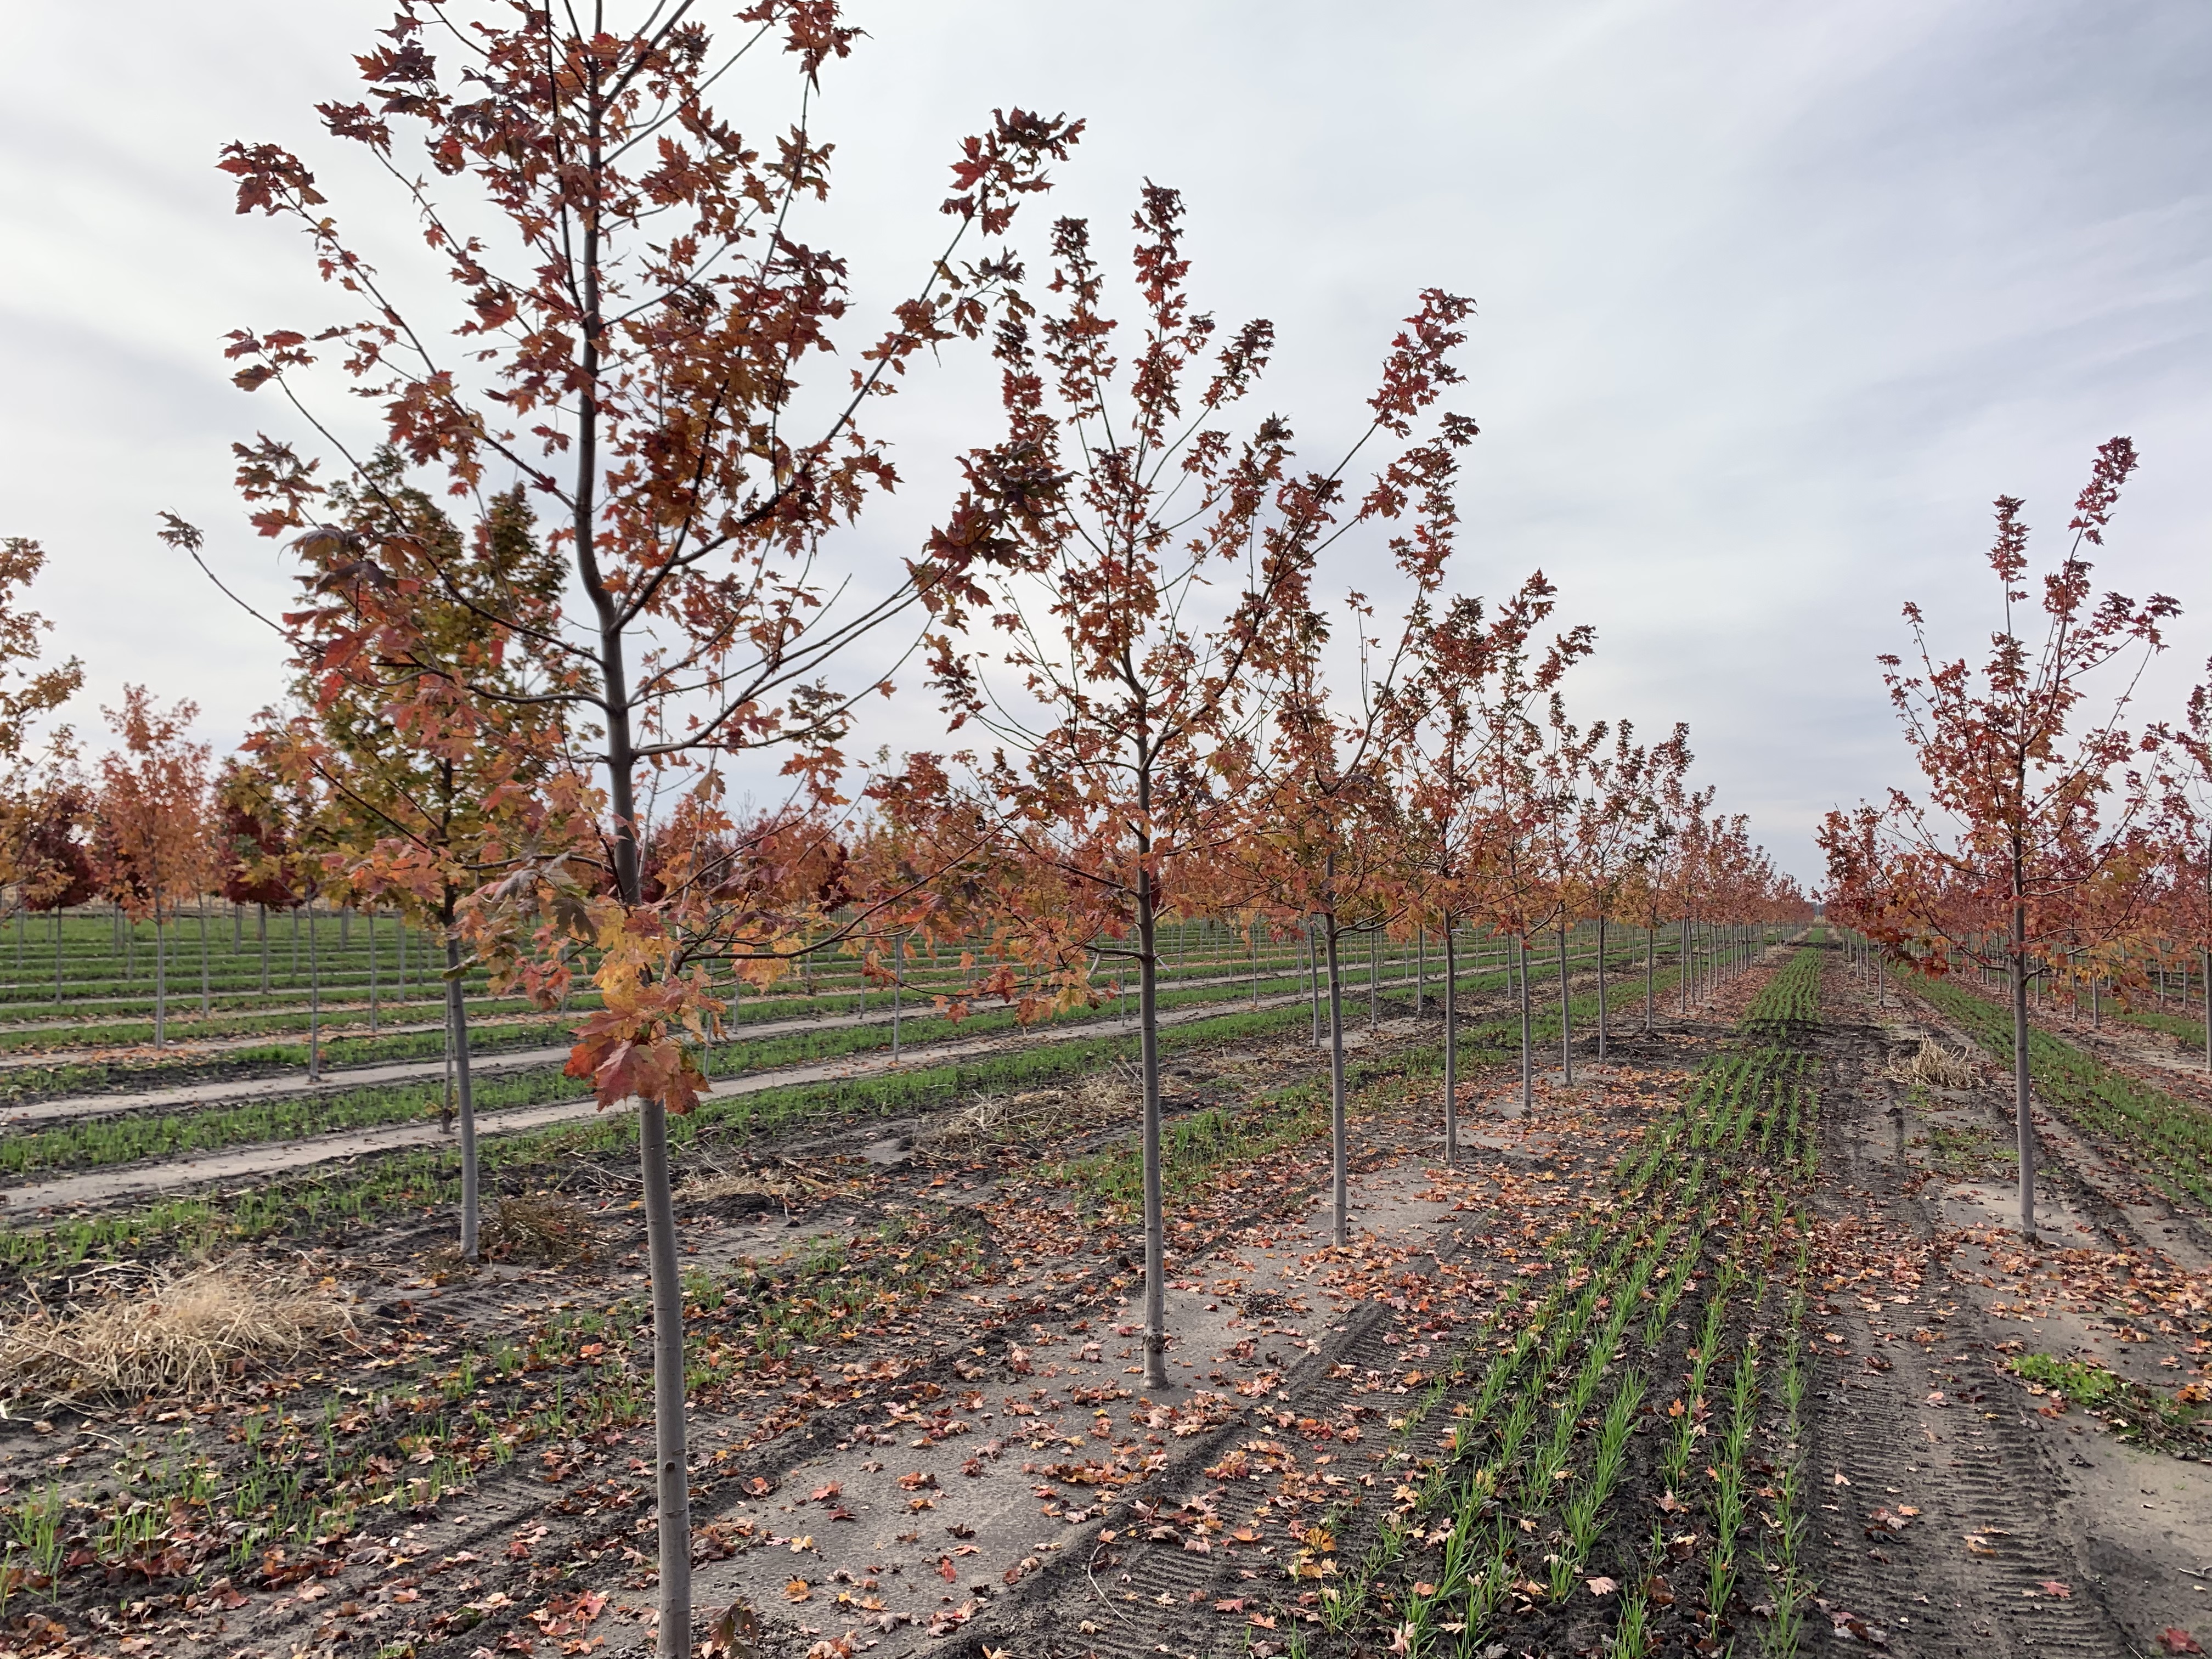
[1557,925,1573,1086]
[1325,915,1348,1245]
[1136,860,1169,1390]
[1596,915,1609,1059]
[1442,919,1458,1165]
[1517,935,1534,1113]
[308,907,321,1084]
[445,934,479,1260]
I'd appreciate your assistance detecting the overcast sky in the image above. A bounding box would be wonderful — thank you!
[3,0,2207,882]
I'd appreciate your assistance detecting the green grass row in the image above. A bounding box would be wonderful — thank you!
[1906,970,2212,1210]
[1,930,1688,1176]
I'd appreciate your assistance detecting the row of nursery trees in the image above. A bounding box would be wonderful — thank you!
[1821,437,2212,1242]
[0,6,1801,1649]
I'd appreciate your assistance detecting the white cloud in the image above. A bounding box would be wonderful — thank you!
[2,0,2205,881]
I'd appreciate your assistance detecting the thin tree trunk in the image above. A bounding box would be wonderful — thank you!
[892,932,904,1059]
[1307,916,1322,1046]
[1325,914,1349,1246]
[199,897,211,1017]
[1443,919,1458,1164]
[1250,919,1260,1009]
[1367,927,1379,1032]
[1596,915,1609,1060]
[445,933,479,1260]
[154,912,167,1047]
[2011,940,2035,1238]
[53,910,62,1005]
[1517,935,1534,1113]
[368,909,379,1035]
[258,902,269,994]
[308,907,321,1084]
[1136,856,1169,1390]
[1558,925,1573,1086]
[1644,923,1655,1033]
[1414,925,1424,1016]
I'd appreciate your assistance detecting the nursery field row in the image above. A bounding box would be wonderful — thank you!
[1895,968,2212,1211]
[0,915,1721,1137]
[0,938,1801,1659]
[0,936,1709,1205]
[1280,946,1825,1657]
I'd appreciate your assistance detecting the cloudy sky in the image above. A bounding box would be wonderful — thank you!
[3,0,2207,882]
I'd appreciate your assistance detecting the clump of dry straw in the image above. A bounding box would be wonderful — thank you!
[0,1261,354,1403]
[479,1193,601,1264]
[1889,1037,1983,1091]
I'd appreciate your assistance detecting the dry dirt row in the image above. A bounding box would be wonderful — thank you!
[1804,952,2212,1658]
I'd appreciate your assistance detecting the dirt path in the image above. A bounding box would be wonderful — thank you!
[1804,950,2212,1657]
[0,1013,491,1073]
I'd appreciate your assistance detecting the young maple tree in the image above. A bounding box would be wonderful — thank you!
[1454,605,1596,1111]
[1821,437,2176,1237]
[92,688,215,1048]
[1256,558,1489,1244]
[2150,662,2212,1072]
[172,6,1079,1642]
[1400,577,1578,1158]
[1621,738,1702,1030]
[216,757,304,996]
[1396,616,1484,1165]
[1568,720,1683,1059]
[0,538,88,940]
[907,184,1475,1356]
[1262,676,1413,1247]
[263,464,574,1261]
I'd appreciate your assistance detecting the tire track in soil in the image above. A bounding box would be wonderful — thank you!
[1805,993,2131,1656]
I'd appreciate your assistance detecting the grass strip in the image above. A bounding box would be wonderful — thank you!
[1905,971,2212,1209]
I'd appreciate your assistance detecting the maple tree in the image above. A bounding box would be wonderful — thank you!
[1452,598,1595,1111]
[1401,578,1579,1155]
[263,462,573,1259]
[216,755,304,996]
[0,539,82,768]
[1569,720,1684,1060]
[91,687,215,1048]
[0,537,88,956]
[2151,661,2212,1071]
[905,182,1475,1335]
[1820,437,2177,1235]
[176,4,1080,1643]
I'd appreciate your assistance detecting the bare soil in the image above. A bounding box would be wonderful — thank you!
[18,940,2209,1659]
[1803,955,2212,1657]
